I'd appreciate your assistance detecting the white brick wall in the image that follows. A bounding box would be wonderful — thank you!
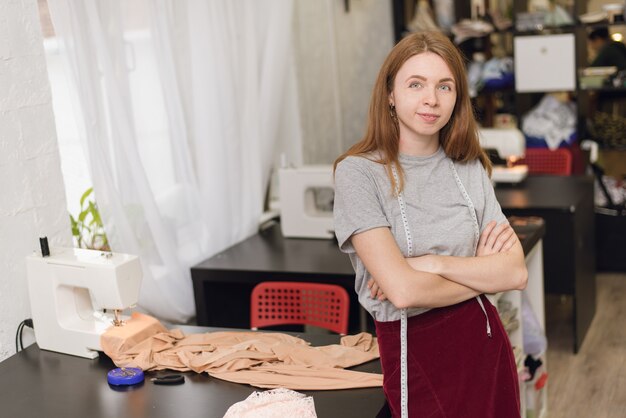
[0,0,71,362]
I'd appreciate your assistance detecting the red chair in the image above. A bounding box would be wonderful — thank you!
[250,282,350,335]
[515,148,572,175]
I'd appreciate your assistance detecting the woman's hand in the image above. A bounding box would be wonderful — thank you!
[367,277,387,301]
[476,221,517,256]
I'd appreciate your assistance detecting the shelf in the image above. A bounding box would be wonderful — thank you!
[514,89,577,94]
[514,25,577,36]
[514,21,626,35]
[493,27,515,34]
[581,21,626,30]
[579,86,626,92]
[480,85,516,94]
[515,21,626,33]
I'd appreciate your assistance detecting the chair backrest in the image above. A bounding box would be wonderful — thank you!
[250,281,350,335]
[516,148,572,175]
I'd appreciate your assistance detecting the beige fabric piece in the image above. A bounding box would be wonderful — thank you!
[101,313,383,390]
[210,364,384,390]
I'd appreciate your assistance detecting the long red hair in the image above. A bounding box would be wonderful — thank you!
[333,31,491,193]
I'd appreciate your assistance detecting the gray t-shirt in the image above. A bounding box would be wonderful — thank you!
[333,146,507,322]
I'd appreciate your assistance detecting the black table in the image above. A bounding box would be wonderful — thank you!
[191,225,363,332]
[495,175,596,352]
[191,220,545,333]
[0,327,385,418]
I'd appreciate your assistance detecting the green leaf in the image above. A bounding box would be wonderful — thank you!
[70,186,109,250]
[78,209,89,223]
[80,187,93,208]
[90,202,103,226]
[87,202,96,225]
[69,215,79,237]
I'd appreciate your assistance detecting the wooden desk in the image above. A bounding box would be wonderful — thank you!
[0,328,385,418]
[495,175,596,353]
[191,221,545,333]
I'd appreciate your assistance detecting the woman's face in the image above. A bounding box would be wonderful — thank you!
[389,51,457,153]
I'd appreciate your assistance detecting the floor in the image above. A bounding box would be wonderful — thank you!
[545,272,626,418]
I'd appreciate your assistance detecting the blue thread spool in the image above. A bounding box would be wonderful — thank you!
[107,367,145,386]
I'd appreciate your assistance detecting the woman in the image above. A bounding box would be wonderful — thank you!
[333,31,527,417]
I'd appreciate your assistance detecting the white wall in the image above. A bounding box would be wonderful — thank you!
[0,0,71,362]
[293,0,394,164]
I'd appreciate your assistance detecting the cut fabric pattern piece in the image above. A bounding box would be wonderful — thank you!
[101,313,382,390]
[223,388,317,418]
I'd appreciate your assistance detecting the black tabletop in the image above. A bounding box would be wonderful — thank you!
[0,327,385,418]
[495,175,594,211]
[510,216,545,255]
[193,223,355,278]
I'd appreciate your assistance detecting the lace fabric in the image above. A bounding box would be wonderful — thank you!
[223,388,317,418]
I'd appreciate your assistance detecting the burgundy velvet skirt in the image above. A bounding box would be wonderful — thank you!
[374,295,520,418]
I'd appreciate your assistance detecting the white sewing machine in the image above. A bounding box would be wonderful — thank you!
[478,128,528,183]
[25,245,142,359]
[278,166,334,239]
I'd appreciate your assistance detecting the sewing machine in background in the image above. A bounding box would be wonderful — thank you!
[479,128,528,184]
[278,166,334,239]
[26,240,142,359]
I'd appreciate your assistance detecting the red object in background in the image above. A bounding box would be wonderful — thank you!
[535,372,548,390]
[250,281,350,335]
[516,148,573,175]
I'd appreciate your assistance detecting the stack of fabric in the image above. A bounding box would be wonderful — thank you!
[467,56,515,97]
[521,94,577,149]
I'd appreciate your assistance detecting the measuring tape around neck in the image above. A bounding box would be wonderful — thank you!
[391,165,411,418]
[390,160,490,417]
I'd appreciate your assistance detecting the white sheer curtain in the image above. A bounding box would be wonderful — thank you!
[47,0,299,323]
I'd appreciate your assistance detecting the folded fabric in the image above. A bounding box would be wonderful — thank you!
[452,19,494,44]
[101,313,383,390]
